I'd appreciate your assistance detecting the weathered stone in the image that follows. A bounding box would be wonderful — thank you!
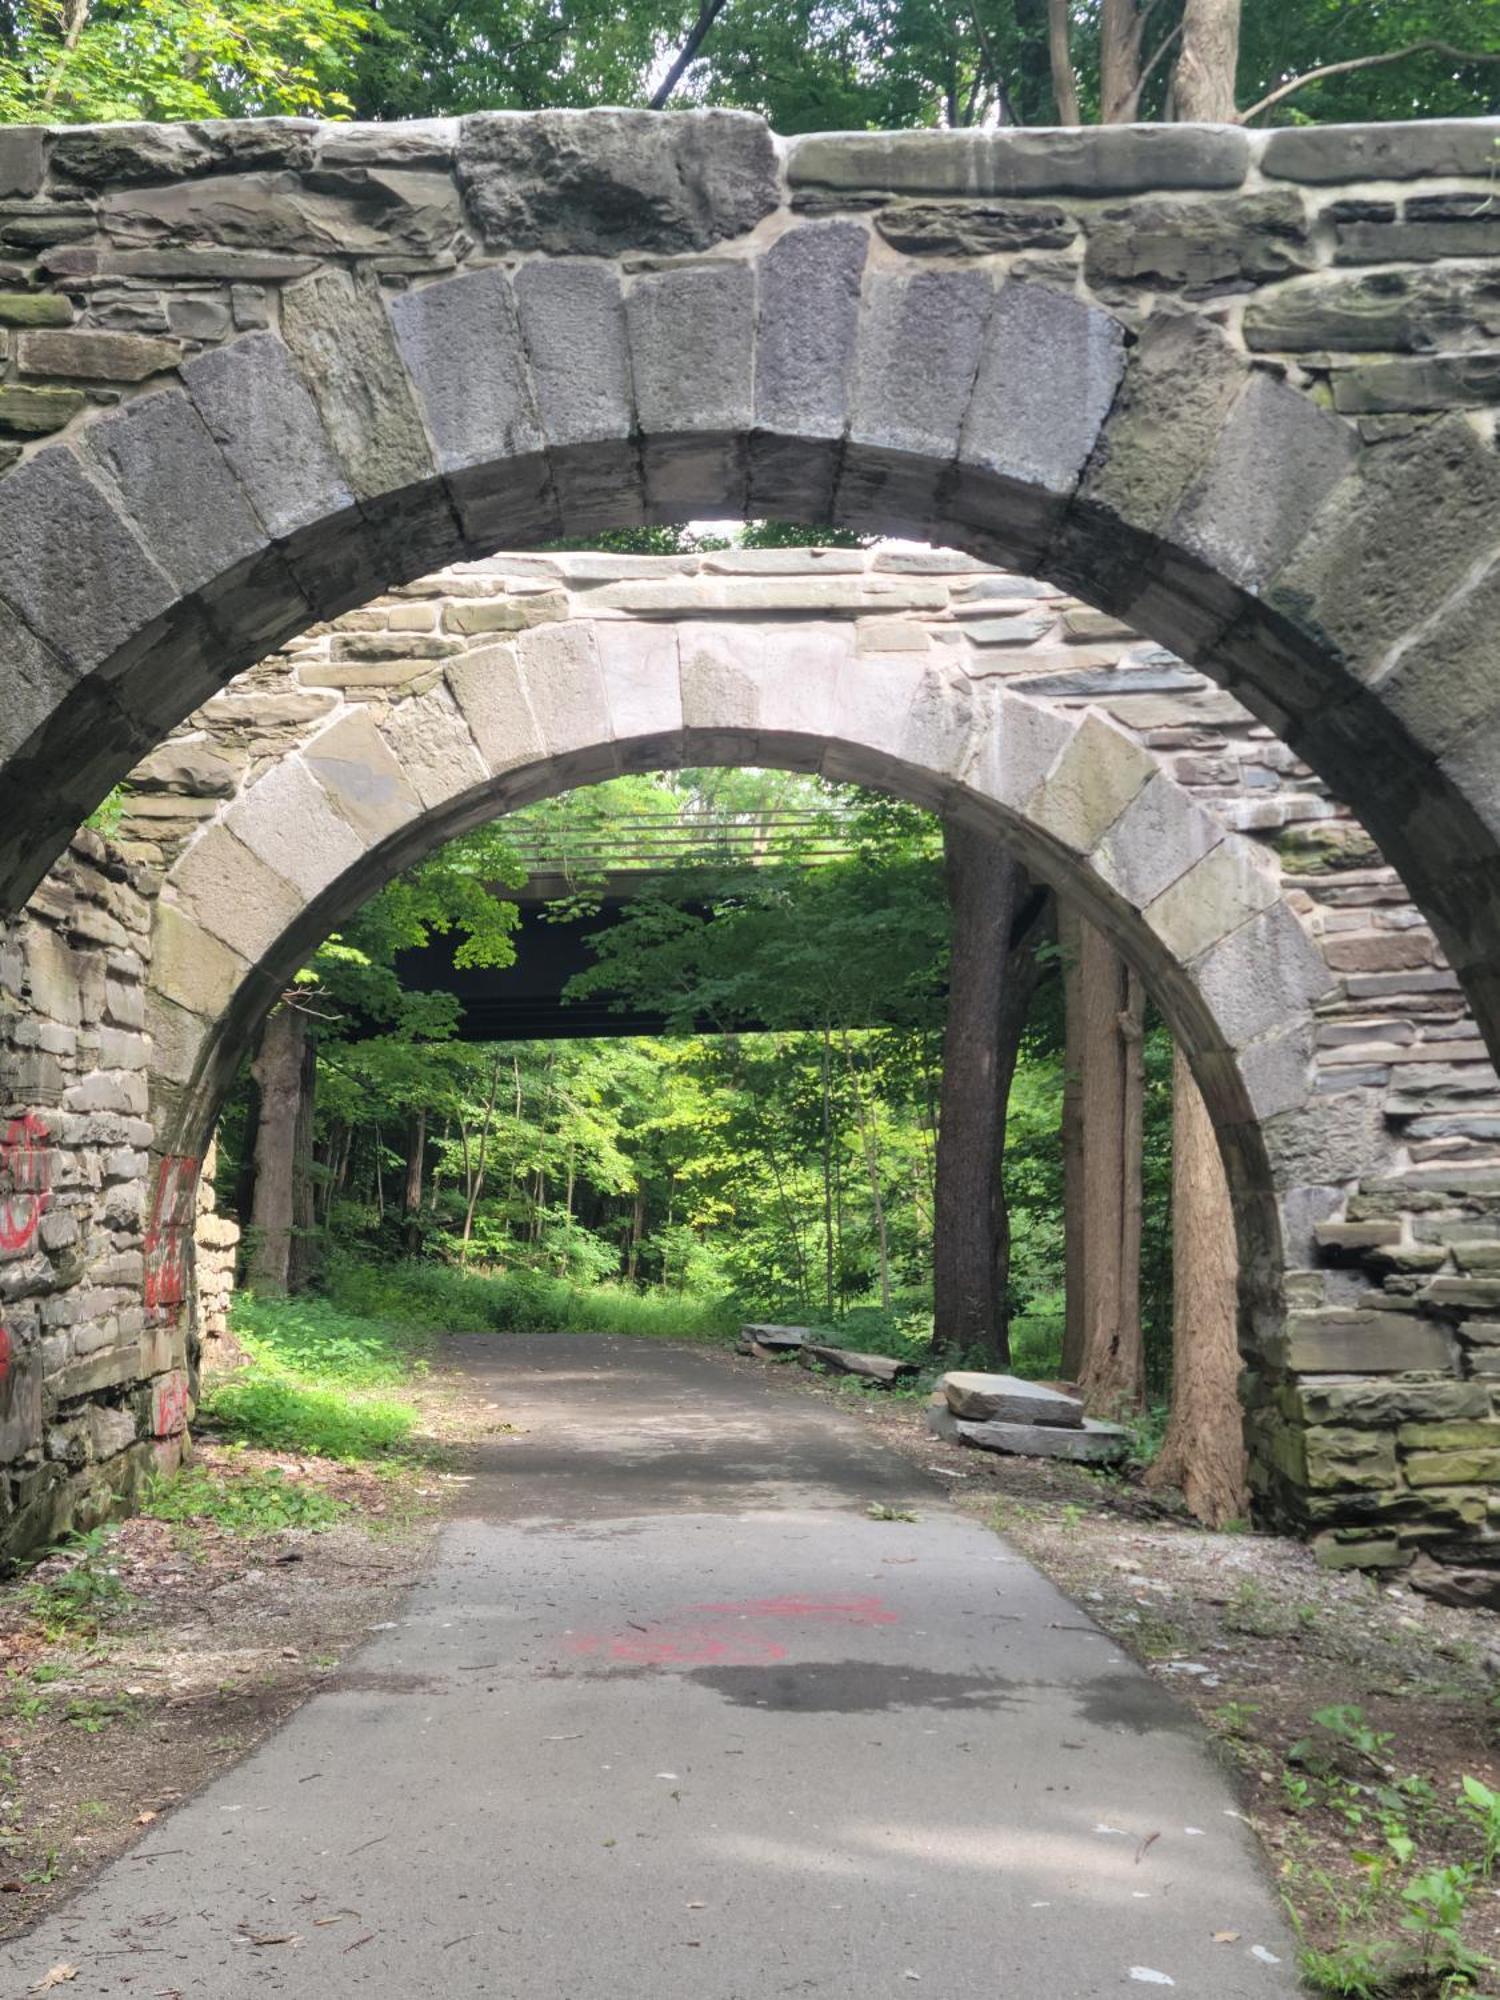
[390,264,543,474]
[0,443,176,672]
[182,331,352,539]
[456,110,778,254]
[0,292,72,327]
[1398,1421,1500,1450]
[941,1372,1083,1426]
[0,384,85,435]
[1243,270,1500,354]
[16,328,180,382]
[49,122,215,185]
[850,267,991,464]
[740,1324,809,1351]
[961,283,1125,498]
[1304,1425,1398,1491]
[280,265,434,502]
[800,1343,918,1385]
[1084,192,1311,289]
[100,169,465,258]
[1279,1310,1454,1373]
[787,126,1251,197]
[515,259,634,450]
[1312,1532,1405,1570]
[81,388,265,596]
[755,221,868,445]
[303,706,424,842]
[876,200,1076,256]
[224,754,368,897]
[955,1415,1129,1463]
[1408,1448,1500,1488]
[1262,122,1500,184]
[0,127,45,199]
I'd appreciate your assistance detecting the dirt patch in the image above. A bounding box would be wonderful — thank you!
[724,1346,1500,1992]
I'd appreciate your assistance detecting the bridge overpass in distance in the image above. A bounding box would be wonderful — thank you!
[393,808,867,1041]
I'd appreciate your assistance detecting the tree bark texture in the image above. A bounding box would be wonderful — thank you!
[246,1001,306,1296]
[1073,918,1146,1416]
[401,1107,426,1254]
[932,823,1027,1365]
[1172,0,1241,121]
[1046,0,1081,121]
[1146,1047,1249,1526]
[1059,902,1087,1381]
[286,1024,318,1292]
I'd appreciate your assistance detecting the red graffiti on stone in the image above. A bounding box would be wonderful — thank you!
[152,1371,190,1439]
[0,1113,50,1254]
[0,1325,11,1389]
[144,1155,198,1313]
[564,1593,901,1667]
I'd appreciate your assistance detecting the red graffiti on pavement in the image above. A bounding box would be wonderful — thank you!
[565,1593,901,1667]
[144,1155,198,1313]
[0,1113,50,1254]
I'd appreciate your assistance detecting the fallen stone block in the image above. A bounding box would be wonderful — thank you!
[955,1416,1129,1464]
[941,1370,1083,1427]
[800,1343,919,1386]
[739,1323,811,1353]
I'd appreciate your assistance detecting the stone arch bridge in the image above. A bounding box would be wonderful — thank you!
[1,110,1500,1569]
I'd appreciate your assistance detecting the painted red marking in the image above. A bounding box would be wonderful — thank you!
[0,1113,50,1253]
[152,1372,190,1439]
[565,1593,900,1667]
[144,1155,198,1314]
[0,1326,11,1388]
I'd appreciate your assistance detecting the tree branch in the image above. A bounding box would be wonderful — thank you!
[1107,18,1181,121]
[1239,39,1500,125]
[649,0,731,110]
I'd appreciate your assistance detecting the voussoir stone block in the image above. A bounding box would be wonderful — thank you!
[1022,708,1156,858]
[596,623,683,745]
[445,642,545,776]
[303,705,424,844]
[1191,901,1335,1049]
[1092,768,1224,914]
[456,109,779,254]
[376,689,489,813]
[514,260,634,450]
[960,283,1125,497]
[223,753,368,897]
[0,443,177,673]
[145,900,250,1020]
[81,387,266,597]
[626,261,755,443]
[389,264,543,474]
[182,332,353,541]
[961,687,1075,816]
[280,265,434,501]
[516,623,612,760]
[849,268,991,464]
[755,221,868,442]
[1142,835,1280,966]
[168,822,303,964]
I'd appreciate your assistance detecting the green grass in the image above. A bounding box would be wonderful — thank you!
[144,1460,350,1535]
[200,1292,426,1462]
[322,1252,741,1345]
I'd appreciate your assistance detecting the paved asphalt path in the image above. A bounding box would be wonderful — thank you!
[2,1335,1301,1997]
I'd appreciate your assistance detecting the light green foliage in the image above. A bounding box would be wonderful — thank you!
[0,0,373,122]
[201,1293,424,1460]
[1458,1775,1500,1878]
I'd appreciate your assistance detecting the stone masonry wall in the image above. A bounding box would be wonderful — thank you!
[0,831,188,1558]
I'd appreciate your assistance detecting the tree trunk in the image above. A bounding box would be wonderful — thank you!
[1046,0,1081,121]
[1146,1048,1249,1525]
[1073,920,1145,1416]
[932,823,1027,1365]
[401,1107,426,1254]
[1099,0,1144,122]
[844,1034,892,1313]
[1172,0,1241,122]
[1060,903,1087,1381]
[246,1001,305,1296]
[286,1024,318,1293]
[991,895,1052,1336]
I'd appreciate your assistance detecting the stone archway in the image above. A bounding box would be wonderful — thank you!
[1,111,1500,1059]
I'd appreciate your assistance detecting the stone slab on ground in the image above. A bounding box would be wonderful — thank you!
[800,1342,919,1385]
[956,1414,1130,1464]
[739,1323,812,1351]
[941,1370,1085,1426]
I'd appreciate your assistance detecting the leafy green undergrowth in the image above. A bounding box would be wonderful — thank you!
[144,1459,350,1535]
[202,1292,427,1462]
[323,1252,741,1345]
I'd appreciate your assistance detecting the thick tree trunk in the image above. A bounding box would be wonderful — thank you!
[1046,0,1081,121]
[1059,903,1087,1381]
[1173,0,1241,121]
[991,895,1052,1331]
[246,1001,305,1296]
[1146,1048,1249,1525]
[1073,920,1145,1416]
[932,823,1027,1365]
[401,1106,426,1254]
[286,1026,318,1293]
[1099,0,1145,121]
